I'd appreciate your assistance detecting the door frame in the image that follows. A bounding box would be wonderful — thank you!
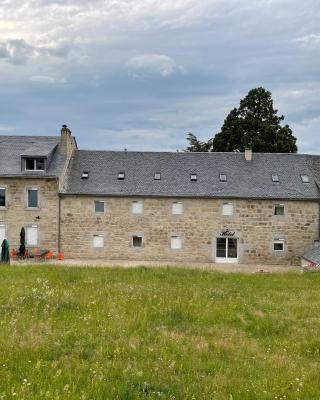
[215,236,238,263]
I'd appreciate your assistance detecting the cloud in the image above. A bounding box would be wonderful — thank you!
[0,39,34,64]
[29,75,67,84]
[127,54,185,78]
[294,34,320,48]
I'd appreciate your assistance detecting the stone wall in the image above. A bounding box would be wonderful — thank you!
[60,196,319,265]
[0,178,59,252]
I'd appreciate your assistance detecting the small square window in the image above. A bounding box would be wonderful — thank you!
[154,173,161,180]
[171,236,182,250]
[26,225,38,246]
[132,200,143,214]
[93,234,104,248]
[94,200,105,213]
[273,239,284,251]
[0,188,6,207]
[301,175,310,183]
[274,204,285,216]
[172,201,183,215]
[132,235,143,248]
[222,202,233,216]
[220,174,227,182]
[118,172,125,180]
[190,174,197,181]
[81,171,89,179]
[27,189,38,208]
[272,174,279,183]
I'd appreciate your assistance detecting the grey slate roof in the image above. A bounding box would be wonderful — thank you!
[302,247,320,266]
[63,150,320,199]
[0,136,66,177]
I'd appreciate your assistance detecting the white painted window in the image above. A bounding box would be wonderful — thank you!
[172,201,183,215]
[273,239,284,252]
[94,200,105,213]
[222,202,233,216]
[26,225,38,246]
[171,236,182,250]
[93,234,104,248]
[27,188,38,208]
[274,204,285,216]
[0,224,6,244]
[132,235,143,248]
[132,200,143,214]
[25,158,45,171]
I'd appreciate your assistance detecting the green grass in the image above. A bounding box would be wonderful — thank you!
[0,266,320,399]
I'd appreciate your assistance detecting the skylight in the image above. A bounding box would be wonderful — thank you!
[118,172,125,180]
[190,173,197,181]
[220,173,227,182]
[81,171,89,179]
[154,173,161,180]
[301,175,310,183]
[271,174,279,183]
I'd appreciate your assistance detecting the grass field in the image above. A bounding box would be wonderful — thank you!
[0,266,320,399]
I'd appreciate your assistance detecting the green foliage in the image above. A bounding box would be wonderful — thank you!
[0,266,320,399]
[186,87,298,153]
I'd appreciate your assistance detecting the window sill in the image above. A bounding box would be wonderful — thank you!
[25,207,40,211]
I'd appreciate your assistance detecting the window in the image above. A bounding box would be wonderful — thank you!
[132,200,143,214]
[118,172,125,180]
[94,200,105,213]
[172,201,183,215]
[25,158,45,171]
[27,189,38,208]
[273,239,284,252]
[81,171,89,179]
[93,234,104,248]
[190,174,197,181]
[222,202,233,216]
[219,174,227,182]
[0,188,5,207]
[132,235,143,248]
[26,225,38,246]
[154,173,161,180]
[170,236,182,250]
[301,175,310,183]
[274,204,285,216]
[0,224,5,244]
[272,174,279,183]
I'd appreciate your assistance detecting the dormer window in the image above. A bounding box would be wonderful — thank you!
[301,175,310,183]
[25,158,45,171]
[118,172,125,180]
[81,171,89,179]
[190,173,197,181]
[154,173,161,180]
[219,174,227,182]
[271,174,279,183]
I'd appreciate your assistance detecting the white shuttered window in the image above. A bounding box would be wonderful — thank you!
[170,236,182,250]
[172,201,183,215]
[222,202,233,216]
[26,225,38,246]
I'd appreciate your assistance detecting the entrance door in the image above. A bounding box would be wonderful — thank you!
[216,237,238,263]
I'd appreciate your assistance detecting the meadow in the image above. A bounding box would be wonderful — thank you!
[0,265,320,399]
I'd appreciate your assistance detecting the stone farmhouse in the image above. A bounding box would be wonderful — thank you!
[1,125,320,265]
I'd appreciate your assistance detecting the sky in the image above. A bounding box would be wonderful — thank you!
[0,0,319,153]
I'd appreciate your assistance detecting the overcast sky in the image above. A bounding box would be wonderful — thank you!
[0,0,319,152]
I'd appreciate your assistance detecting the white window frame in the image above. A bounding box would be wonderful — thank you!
[94,200,105,213]
[190,174,197,181]
[132,200,143,214]
[0,224,6,244]
[274,203,285,216]
[170,235,182,250]
[25,158,45,172]
[26,225,38,247]
[222,202,233,216]
[172,201,183,215]
[301,175,310,183]
[93,234,104,248]
[0,187,6,208]
[26,188,39,209]
[154,173,161,180]
[132,235,143,248]
[273,238,285,252]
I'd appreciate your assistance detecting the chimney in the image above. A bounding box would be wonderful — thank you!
[245,148,252,161]
[60,124,73,155]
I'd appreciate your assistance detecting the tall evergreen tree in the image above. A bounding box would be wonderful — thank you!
[185,87,298,153]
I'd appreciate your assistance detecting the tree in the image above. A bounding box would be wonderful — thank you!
[185,87,298,153]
